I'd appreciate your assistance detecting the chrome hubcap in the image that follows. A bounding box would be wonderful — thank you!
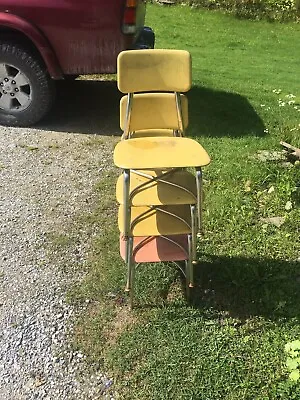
[0,64,32,111]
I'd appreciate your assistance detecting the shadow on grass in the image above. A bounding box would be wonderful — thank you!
[36,79,122,135]
[36,80,265,138]
[188,86,266,138]
[192,254,300,321]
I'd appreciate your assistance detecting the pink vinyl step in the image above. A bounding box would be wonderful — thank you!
[120,234,189,263]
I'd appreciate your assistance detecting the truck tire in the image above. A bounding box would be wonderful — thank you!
[0,41,55,126]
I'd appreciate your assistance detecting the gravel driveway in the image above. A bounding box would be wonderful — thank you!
[0,80,119,400]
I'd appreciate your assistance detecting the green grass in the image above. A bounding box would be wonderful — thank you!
[157,0,300,22]
[68,5,300,399]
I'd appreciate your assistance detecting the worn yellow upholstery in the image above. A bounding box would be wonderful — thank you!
[118,204,192,236]
[116,170,197,206]
[117,49,192,93]
[114,137,211,169]
[120,93,188,131]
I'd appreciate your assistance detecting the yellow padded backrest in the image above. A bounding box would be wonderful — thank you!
[120,93,188,131]
[117,49,192,93]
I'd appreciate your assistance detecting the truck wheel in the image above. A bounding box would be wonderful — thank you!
[0,41,55,127]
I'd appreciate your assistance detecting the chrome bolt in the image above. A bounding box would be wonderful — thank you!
[15,88,19,92]
[11,80,16,84]
[4,78,9,82]
[0,83,3,86]
[10,93,14,97]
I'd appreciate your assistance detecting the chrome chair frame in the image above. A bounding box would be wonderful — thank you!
[122,91,185,140]
[126,234,193,308]
[121,166,203,262]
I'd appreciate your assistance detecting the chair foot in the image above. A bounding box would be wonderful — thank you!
[124,287,134,309]
[129,289,134,310]
[186,284,195,305]
[186,285,191,302]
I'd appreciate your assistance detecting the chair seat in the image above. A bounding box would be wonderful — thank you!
[114,137,210,169]
[120,234,189,262]
[118,204,192,236]
[130,129,174,138]
[116,169,197,206]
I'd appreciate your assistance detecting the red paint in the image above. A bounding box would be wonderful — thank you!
[123,8,136,24]
[0,0,147,78]
[0,12,62,78]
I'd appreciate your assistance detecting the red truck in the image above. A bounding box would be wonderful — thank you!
[0,0,154,126]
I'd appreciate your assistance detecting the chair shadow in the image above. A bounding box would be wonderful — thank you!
[36,80,264,138]
[187,86,266,138]
[36,79,122,135]
[191,254,300,322]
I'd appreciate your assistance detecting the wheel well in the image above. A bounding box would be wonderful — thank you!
[0,28,47,67]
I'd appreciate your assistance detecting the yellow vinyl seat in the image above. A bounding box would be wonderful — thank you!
[116,169,197,206]
[118,204,192,236]
[114,137,210,170]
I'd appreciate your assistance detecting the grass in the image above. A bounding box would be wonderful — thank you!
[66,4,300,399]
[159,0,300,22]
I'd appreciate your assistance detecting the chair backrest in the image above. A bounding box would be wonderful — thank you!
[120,93,189,131]
[117,49,192,93]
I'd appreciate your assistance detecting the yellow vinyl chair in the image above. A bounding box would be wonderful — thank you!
[114,136,210,307]
[118,205,194,307]
[114,49,211,306]
[118,49,191,140]
[116,167,199,304]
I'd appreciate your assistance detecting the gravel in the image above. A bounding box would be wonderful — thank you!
[0,126,117,399]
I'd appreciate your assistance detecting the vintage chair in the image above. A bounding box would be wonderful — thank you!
[118,49,191,140]
[114,49,211,307]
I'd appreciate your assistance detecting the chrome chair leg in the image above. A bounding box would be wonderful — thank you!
[187,233,194,295]
[190,204,197,263]
[196,167,203,234]
[123,169,131,236]
[123,169,131,266]
[129,250,135,310]
[185,260,190,300]
[125,236,134,292]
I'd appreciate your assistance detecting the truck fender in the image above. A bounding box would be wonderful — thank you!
[0,12,63,79]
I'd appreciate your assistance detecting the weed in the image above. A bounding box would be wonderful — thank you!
[19,144,39,151]
[285,340,300,382]
[47,143,60,150]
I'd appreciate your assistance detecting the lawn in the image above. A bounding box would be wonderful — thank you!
[69,4,300,399]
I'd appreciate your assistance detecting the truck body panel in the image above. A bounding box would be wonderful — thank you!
[0,0,147,75]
